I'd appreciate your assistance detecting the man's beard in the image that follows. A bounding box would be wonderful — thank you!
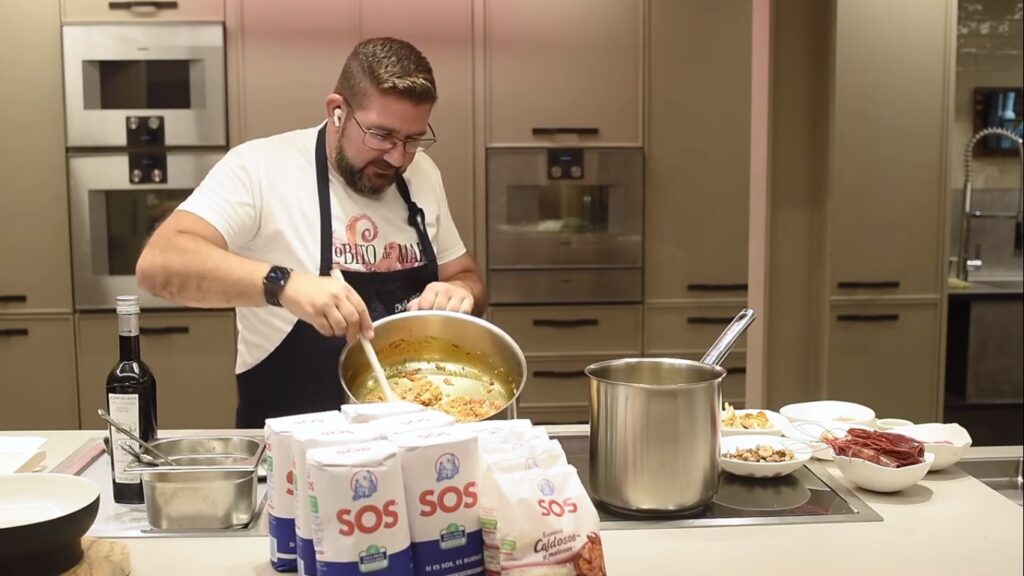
[334,132,398,198]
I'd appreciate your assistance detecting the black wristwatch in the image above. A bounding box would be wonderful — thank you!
[263,265,292,307]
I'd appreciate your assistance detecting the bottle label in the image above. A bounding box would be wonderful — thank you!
[109,393,142,484]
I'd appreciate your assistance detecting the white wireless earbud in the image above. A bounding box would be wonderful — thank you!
[333,108,343,127]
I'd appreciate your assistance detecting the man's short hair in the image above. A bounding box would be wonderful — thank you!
[335,37,437,108]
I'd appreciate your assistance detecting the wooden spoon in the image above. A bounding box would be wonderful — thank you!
[330,269,400,402]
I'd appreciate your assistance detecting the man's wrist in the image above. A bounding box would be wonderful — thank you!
[263,265,292,307]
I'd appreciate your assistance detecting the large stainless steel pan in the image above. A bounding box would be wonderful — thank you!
[339,311,527,422]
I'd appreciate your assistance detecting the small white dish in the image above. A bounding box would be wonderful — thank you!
[779,400,876,425]
[890,423,973,471]
[720,409,789,437]
[719,435,813,479]
[833,452,935,493]
[875,418,914,431]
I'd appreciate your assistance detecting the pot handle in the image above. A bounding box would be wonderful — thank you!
[700,308,756,367]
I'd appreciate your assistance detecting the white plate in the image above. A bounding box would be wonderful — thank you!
[779,400,876,425]
[0,474,100,529]
[719,435,813,479]
[779,420,872,460]
[890,423,972,471]
[720,409,788,437]
[0,437,47,474]
[833,452,935,493]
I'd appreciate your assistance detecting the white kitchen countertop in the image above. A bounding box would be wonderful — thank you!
[3,428,1021,575]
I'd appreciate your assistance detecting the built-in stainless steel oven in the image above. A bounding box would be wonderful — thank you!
[68,151,222,310]
[487,148,644,304]
[62,23,226,147]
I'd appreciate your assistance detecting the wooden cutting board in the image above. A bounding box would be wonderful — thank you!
[63,538,131,576]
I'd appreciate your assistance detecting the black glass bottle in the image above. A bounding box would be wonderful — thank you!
[106,295,158,504]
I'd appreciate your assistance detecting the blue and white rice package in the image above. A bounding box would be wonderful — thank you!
[264,410,346,571]
[389,427,484,576]
[369,409,455,436]
[451,419,533,435]
[483,465,606,576]
[342,401,425,423]
[307,441,413,576]
[292,424,382,576]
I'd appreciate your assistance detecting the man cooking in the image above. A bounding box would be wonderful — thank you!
[136,37,485,428]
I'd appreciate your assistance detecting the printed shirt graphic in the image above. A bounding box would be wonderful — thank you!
[334,214,426,272]
[176,124,467,373]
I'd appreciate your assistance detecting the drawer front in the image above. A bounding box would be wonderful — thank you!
[489,305,642,355]
[0,316,79,429]
[488,269,643,305]
[827,303,940,423]
[77,311,237,429]
[516,356,597,425]
[645,304,748,354]
[62,0,224,22]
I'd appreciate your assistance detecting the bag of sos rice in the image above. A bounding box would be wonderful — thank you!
[264,410,347,571]
[482,465,606,576]
[343,401,425,423]
[292,424,382,576]
[389,427,484,576]
[307,440,413,575]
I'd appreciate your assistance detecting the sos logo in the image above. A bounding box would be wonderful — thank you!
[419,482,478,517]
[285,470,295,496]
[336,500,400,536]
[537,498,578,517]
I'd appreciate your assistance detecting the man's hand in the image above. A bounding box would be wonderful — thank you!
[279,272,373,342]
[408,281,474,314]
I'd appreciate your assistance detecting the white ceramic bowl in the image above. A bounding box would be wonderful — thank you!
[875,418,914,431]
[833,452,935,493]
[890,423,973,471]
[719,435,813,479]
[779,400,876,425]
[720,409,789,437]
[779,420,871,460]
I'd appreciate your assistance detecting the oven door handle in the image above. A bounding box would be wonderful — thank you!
[532,318,599,328]
[108,1,179,13]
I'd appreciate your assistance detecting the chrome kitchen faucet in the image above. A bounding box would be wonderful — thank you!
[956,127,1024,281]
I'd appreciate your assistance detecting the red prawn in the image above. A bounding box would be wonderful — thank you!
[822,428,925,468]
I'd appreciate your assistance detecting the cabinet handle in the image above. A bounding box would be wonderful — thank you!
[531,127,600,136]
[0,328,29,337]
[836,314,900,323]
[0,295,28,303]
[687,316,734,325]
[724,367,746,375]
[533,370,588,379]
[532,318,599,328]
[140,326,190,335]
[108,1,179,10]
[687,283,748,292]
[836,281,901,289]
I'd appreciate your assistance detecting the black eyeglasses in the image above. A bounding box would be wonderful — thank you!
[346,110,437,153]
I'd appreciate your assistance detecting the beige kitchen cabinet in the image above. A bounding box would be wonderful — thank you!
[827,0,949,299]
[826,302,940,423]
[76,311,237,430]
[661,352,747,408]
[0,0,73,314]
[645,0,751,302]
[644,303,748,355]
[516,355,605,425]
[61,0,224,22]
[227,0,476,251]
[0,316,79,430]
[489,305,642,357]
[484,0,644,146]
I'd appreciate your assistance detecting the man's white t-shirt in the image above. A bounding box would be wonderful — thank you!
[176,124,467,373]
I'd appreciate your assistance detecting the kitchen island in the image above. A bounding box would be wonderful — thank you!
[3,427,1021,575]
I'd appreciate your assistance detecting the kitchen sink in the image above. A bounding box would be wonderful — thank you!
[957,457,1023,507]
